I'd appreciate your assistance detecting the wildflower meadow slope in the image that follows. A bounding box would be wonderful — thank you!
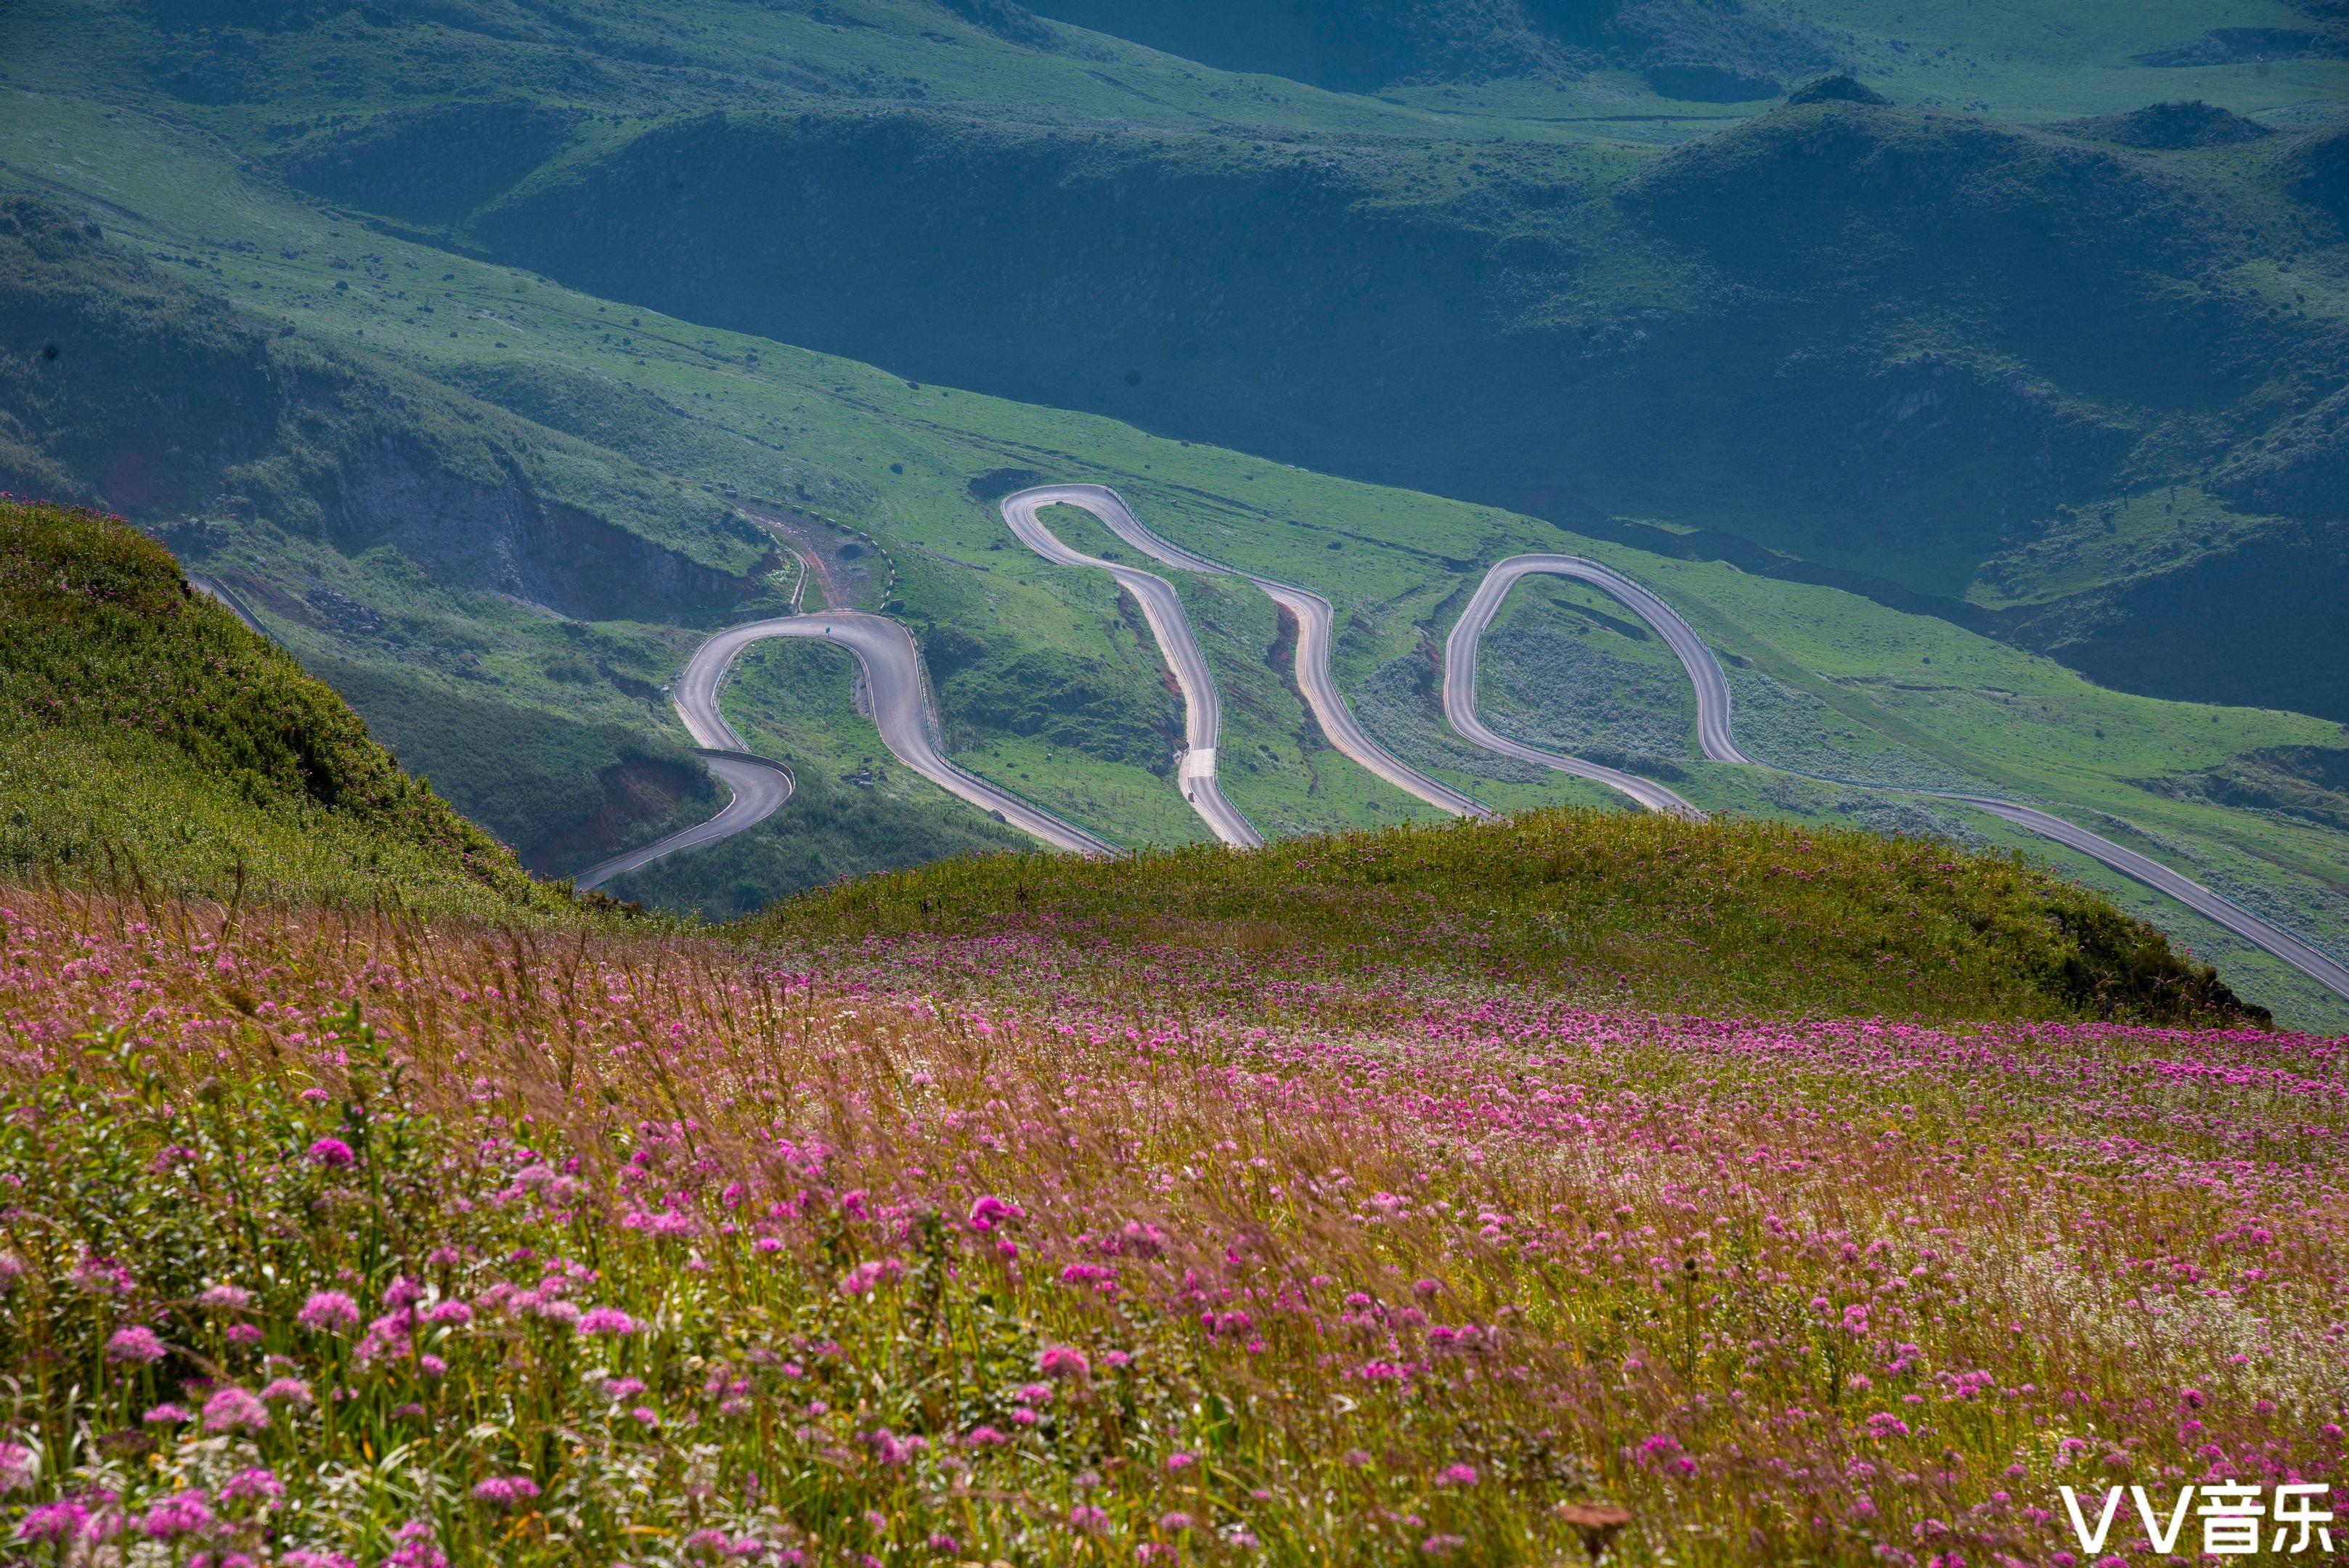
[1,883,2340,1567]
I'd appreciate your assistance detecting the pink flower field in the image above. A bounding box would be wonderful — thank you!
[0,886,2341,1566]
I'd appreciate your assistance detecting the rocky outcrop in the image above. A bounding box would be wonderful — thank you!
[320,441,773,622]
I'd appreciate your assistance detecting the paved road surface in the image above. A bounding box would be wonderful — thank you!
[675,612,1112,856]
[1000,486,1264,849]
[574,751,795,891]
[187,574,269,639]
[1444,557,1705,816]
[1028,483,1488,820]
[1461,554,2349,1001]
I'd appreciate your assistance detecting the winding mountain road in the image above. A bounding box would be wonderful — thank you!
[574,751,796,892]
[1444,556,1704,816]
[1452,554,2349,1001]
[675,613,1112,856]
[575,608,1111,890]
[402,465,2348,1000]
[999,486,1264,849]
[1015,483,1487,820]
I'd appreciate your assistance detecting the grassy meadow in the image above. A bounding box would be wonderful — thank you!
[0,846,2333,1565]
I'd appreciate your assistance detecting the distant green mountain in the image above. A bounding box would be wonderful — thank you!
[9,0,2340,720]
[2,0,2347,1025]
[452,95,2341,722]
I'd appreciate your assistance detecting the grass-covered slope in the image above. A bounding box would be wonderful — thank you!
[767,807,2263,1026]
[1019,0,1839,99]
[7,0,2342,723]
[0,195,804,878]
[3,109,2341,1024]
[0,200,770,598]
[0,497,572,917]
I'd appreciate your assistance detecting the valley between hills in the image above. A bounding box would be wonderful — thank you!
[1,0,2346,1035]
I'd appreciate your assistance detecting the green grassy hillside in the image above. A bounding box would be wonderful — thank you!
[5,0,2319,716]
[762,804,2263,1026]
[0,195,801,877]
[0,496,575,917]
[1018,0,1838,99]
[466,97,2345,719]
[1,123,2340,1019]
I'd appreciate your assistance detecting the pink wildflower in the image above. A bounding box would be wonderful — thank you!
[201,1387,269,1434]
[297,1291,361,1332]
[386,1519,449,1568]
[141,1490,214,1540]
[1038,1344,1091,1381]
[105,1326,167,1365]
[966,1195,1024,1232]
[472,1476,541,1510]
[17,1499,91,1542]
[837,1258,904,1297]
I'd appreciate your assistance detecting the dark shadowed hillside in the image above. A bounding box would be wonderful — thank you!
[1020,0,1837,99]
[0,201,771,621]
[0,198,785,868]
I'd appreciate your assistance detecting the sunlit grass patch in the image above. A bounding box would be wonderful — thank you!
[761,807,2262,1026]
